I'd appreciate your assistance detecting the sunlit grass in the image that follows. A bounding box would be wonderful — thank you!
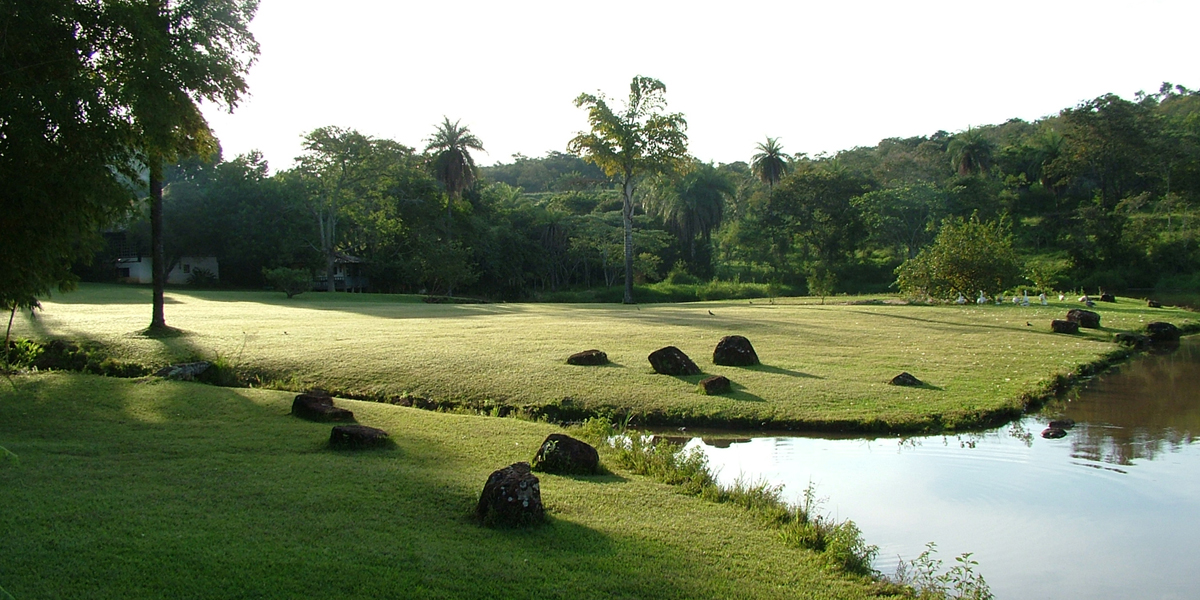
[0,373,897,599]
[12,284,1197,430]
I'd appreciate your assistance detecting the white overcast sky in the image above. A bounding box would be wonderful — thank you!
[200,0,1199,173]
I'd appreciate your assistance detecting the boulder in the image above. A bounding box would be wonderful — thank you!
[566,349,609,366]
[1113,332,1150,349]
[889,372,923,387]
[475,462,544,527]
[648,346,701,376]
[712,335,760,366]
[531,434,599,475]
[1041,427,1068,439]
[698,375,732,395]
[1066,309,1101,329]
[1145,322,1182,343]
[155,361,211,381]
[329,424,390,449]
[292,393,355,422]
[1099,293,1116,303]
[1147,299,1162,308]
[1051,320,1080,334]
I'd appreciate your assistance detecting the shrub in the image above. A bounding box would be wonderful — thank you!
[896,215,1021,300]
[186,267,218,286]
[263,267,311,298]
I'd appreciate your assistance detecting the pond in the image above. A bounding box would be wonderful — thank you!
[682,337,1200,600]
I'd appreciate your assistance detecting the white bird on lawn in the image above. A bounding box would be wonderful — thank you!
[1058,293,1065,301]
[977,291,987,305]
[956,293,967,304]
[1039,293,1048,305]
[1021,292,1030,307]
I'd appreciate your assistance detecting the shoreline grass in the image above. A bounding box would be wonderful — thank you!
[0,372,901,599]
[9,283,1198,433]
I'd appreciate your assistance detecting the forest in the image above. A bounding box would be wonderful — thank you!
[84,83,1200,302]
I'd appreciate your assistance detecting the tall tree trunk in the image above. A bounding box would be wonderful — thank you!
[4,304,15,365]
[325,253,336,293]
[149,153,167,329]
[622,178,635,304]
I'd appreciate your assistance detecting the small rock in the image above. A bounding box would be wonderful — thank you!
[1066,309,1101,329]
[566,349,609,366]
[476,462,544,527]
[1051,320,1080,334]
[889,372,923,387]
[154,361,211,381]
[329,424,390,449]
[1113,332,1150,348]
[1041,427,1068,439]
[1145,322,1182,343]
[698,375,732,395]
[1048,419,1075,430]
[292,393,355,422]
[531,434,599,475]
[648,346,701,376]
[712,335,760,366]
[1147,300,1162,308]
[1099,293,1116,303]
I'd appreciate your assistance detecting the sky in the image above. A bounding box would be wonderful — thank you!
[200,0,1200,173]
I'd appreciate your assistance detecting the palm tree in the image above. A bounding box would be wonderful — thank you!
[424,117,485,243]
[646,164,733,265]
[751,137,789,189]
[947,127,995,176]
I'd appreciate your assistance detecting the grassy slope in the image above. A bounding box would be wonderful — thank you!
[12,284,1198,430]
[0,373,893,600]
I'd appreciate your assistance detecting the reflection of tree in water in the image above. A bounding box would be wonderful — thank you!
[1064,340,1200,466]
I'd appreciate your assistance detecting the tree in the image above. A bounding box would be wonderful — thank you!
[752,137,790,189]
[1,1,139,331]
[947,127,995,176]
[895,215,1022,300]
[644,163,734,273]
[425,118,485,246]
[852,184,950,259]
[568,76,689,303]
[99,0,259,330]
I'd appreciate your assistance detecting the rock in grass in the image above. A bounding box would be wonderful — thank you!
[531,434,599,475]
[1099,293,1116,303]
[1041,427,1068,439]
[1113,332,1150,349]
[648,346,701,376]
[155,361,211,380]
[292,392,354,422]
[712,335,760,366]
[1051,320,1080,334]
[1145,322,1182,343]
[1066,309,1101,329]
[566,349,608,366]
[889,372,923,387]
[1147,299,1162,308]
[698,375,732,395]
[476,462,543,527]
[329,424,389,449]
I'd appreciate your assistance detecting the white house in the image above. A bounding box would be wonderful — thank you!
[116,256,220,285]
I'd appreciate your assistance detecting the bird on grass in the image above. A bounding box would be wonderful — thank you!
[708,310,715,316]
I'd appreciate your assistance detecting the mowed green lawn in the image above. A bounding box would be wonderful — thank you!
[12,284,1198,430]
[0,373,896,600]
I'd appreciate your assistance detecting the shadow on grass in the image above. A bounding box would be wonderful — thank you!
[742,363,821,379]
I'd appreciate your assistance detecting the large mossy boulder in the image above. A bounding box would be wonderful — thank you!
[531,434,599,475]
[889,372,923,387]
[1113,332,1150,349]
[1066,309,1101,329]
[648,346,701,376]
[329,425,390,449]
[1145,322,1182,343]
[566,349,608,366]
[712,335,760,366]
[292,392,355,422]
[698,375,732,395]
[476,462,544,527]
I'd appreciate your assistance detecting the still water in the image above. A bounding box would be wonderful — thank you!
[685,338,1200,600]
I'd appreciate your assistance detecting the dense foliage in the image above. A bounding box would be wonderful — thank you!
[70,83,1200,302]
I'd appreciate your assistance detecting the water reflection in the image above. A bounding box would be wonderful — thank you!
[686,337,1200,600]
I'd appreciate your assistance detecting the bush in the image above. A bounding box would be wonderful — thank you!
[186,267,218,286]
[896,215,1021,300]
[263,267,311,298]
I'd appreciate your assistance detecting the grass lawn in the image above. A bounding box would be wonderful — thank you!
[0,373,896,599]
[10,284,1198,431]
